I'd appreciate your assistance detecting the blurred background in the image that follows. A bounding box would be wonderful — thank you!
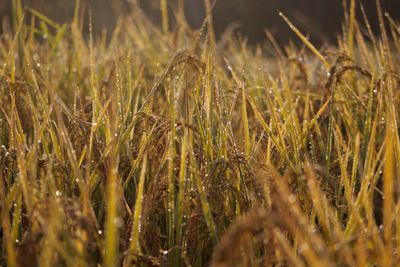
[1,0,400,45]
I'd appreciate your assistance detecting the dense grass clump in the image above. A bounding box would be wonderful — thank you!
[1,0,400,266]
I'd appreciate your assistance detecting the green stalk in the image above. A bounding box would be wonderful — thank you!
[160,0,169,33]
[125,152,148,265]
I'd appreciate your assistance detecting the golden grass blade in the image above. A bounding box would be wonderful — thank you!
[279,12,331,70]
[126,153,148,264]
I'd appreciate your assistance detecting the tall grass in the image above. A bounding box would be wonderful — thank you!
[0,0,399,266]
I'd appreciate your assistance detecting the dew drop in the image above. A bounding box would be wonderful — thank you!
[288,194,297,203]
[113,217,124,228]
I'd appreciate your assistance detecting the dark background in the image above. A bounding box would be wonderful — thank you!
[1,0,400,45]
